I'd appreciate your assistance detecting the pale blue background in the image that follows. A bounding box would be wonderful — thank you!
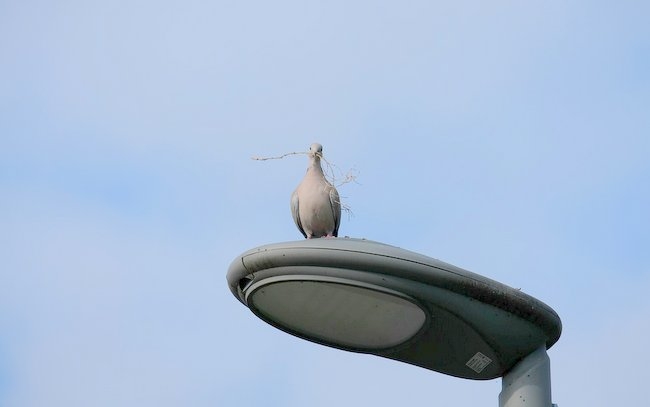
[1,1,649,405]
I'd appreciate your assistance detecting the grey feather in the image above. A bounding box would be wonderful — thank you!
[290,143,341,239]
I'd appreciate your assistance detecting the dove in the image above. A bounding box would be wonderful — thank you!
[291,143,341,239]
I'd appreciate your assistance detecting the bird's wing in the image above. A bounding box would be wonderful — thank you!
[290,189,307,238]
[329,185,341,237]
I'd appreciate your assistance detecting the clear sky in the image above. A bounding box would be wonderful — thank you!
[1,0,649,406]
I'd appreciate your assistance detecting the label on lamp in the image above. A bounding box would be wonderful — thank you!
[466,352,492,373]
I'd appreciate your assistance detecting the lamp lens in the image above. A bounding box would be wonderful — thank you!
[247,280,426,350]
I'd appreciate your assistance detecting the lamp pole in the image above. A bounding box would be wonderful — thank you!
[499,346,552,407]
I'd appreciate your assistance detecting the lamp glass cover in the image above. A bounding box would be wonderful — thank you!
[247,279,427,350]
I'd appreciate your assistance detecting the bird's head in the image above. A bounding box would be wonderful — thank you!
[308,143,323,160]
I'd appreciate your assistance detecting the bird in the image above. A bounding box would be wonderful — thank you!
[291,143,341,239]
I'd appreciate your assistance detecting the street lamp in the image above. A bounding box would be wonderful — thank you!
[227,238,561,407]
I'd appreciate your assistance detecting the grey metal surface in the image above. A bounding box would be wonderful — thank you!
[226,238,562,380]
[499,346,553,407]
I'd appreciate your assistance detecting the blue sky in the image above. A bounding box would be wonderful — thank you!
[1,0,649,405]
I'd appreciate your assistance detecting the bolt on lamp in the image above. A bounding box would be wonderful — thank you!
[227,238,561,407]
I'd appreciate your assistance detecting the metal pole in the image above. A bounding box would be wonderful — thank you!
[499,346,553,407]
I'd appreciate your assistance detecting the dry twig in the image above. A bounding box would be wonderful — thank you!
[252,149,359,217]
[251,151,307,161]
